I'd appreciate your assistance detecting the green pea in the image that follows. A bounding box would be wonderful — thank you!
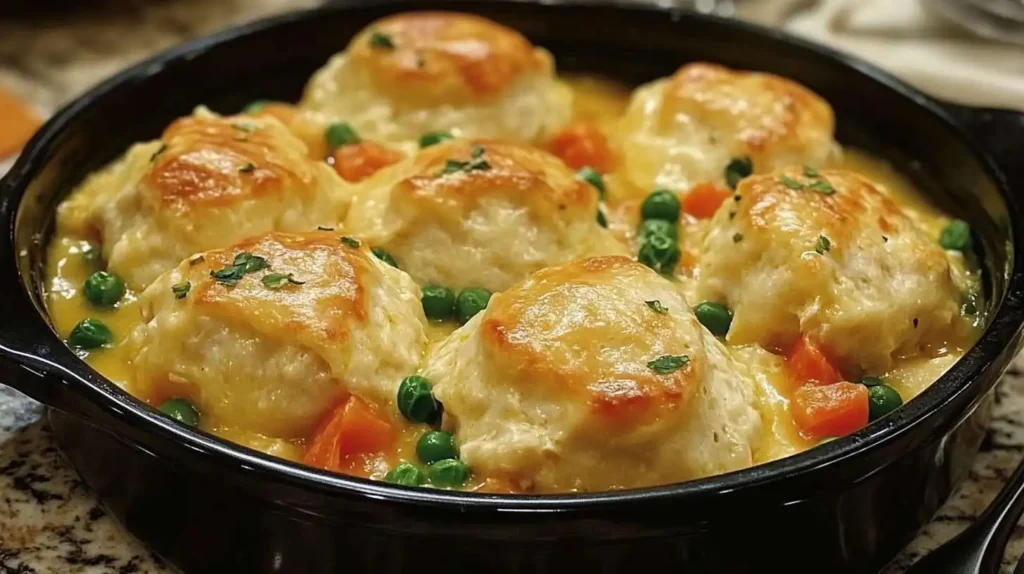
[638,219,678,243]
[637,233,680,275]
[384,462,425,486]
[456,287,492,324]
[860,376,884,387]
[577,167,605,199]
[419,131,454,148]
[939,220,973,253]
[421,285,456,321]
[325,122,360,150]
[82,271,126,307]
[371,248,399,268]
[640,189,681,223]
[68,318,113,350]
[243,100,270,114]
[867,384,903,421]
[693,301,732,337]
[427,458,470,488]
[724,156,753,189]
[159,398,200,427]
[397,375,442,424]
[416,430,458,464]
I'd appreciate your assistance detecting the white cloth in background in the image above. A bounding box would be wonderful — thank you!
[775,0,1024,110]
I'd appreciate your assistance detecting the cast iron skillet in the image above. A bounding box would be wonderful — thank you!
[1,1,1023,572]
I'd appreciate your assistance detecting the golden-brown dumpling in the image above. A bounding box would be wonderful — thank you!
[300,11,572,152]
[128,232,427,438]
[343,139,625,292]
[56,108,350,289]
[696,167,965,373]
[618,62,836,193]
[425,256,761,492]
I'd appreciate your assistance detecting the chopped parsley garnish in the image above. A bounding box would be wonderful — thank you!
[807,179,836,195]
[437,147,490,176]
[232,123,256,133]
[317,226,335,231]
[188,255,205,266]
[779,175,805,190]
[150,143,167,162]
[815,235,832,254]
[210,265,246,286]
[645,300,669,314]
[733,232,744,243]
[369,31,396,50]
[210,252,269,286]
[172,281,191,299]
[234,252,269,273]
[803,166,819,178]
[239,163,256,174]
[340,236,361,249]
[262,273,305,289]
[647,354,690,374]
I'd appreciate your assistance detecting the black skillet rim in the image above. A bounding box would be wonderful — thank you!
[2,0,1022,510]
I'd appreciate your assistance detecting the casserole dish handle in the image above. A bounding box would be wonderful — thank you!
[0,183,111,421]
[943,104,1024,194]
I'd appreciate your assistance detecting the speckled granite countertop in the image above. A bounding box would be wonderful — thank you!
[2,1,1024,572]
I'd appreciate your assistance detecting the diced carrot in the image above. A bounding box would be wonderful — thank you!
[331,141,403,182]
[548,122,612,172]
[788,336,842,385]
[0,87,41,160]
[682,183,732,219]
[303,396,396,472]
[335,396,395,458]
[791,382,869,438]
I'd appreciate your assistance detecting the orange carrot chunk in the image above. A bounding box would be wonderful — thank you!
[548,122,612,172]
[304,396,396,472]
[792,382,869,438]
[0,88,41,160]
[788,336,842,386]
[682,183,732,219]
[331,141,403,183]
[335,396,396,458]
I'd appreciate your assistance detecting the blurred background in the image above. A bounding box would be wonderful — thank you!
[0,0,1022,168]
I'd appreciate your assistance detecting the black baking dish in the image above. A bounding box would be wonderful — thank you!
[1,1,1024,572]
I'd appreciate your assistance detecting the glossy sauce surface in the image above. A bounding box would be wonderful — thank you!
[45,74,981,489]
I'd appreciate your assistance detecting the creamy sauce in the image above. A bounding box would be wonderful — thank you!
[45,75,983,491]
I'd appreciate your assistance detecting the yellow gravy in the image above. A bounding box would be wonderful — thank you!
[44,75,982,487]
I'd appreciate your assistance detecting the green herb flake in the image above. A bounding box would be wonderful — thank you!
[733,232,743,243]
[437,148,490,177]
[172,281,191,299]
[645,300,669,314]
[232,123,256,133]
[815,235,832,255]
[807,179,836,195]
[647,354,691,374]
[239,163,256,174]
[803,166,820,178]
[262,273,305,289]
[234,252,269,273]
[340,236,361,249]
[210,265,246,286]
[369,31,396,50]
[779,175,805,190]
[317,226,335,231]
